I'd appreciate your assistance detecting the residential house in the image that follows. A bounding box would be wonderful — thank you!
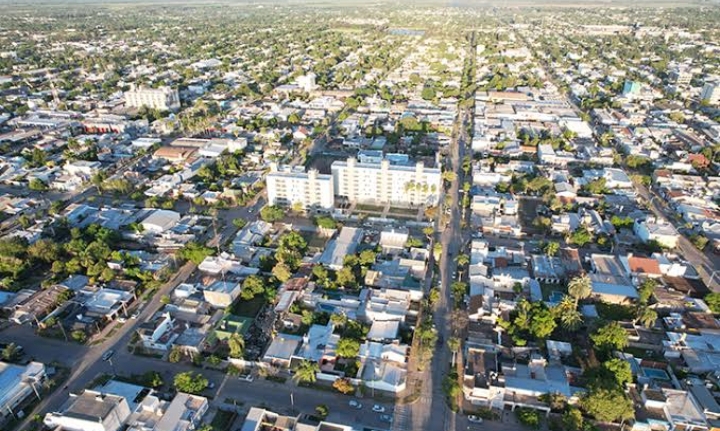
[44,389,132,431]
[127,392,209,431]
[0,361,46,420]
[136,312,178,352]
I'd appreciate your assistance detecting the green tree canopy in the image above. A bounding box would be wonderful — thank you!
[173,371,209,394]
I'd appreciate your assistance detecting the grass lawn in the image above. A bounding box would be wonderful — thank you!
[231,296,267,318]
[355,203,384,212]
[210,409,237,431]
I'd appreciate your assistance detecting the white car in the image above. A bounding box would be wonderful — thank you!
[117,317,127,323]
[468,415,483,424]
[349,400,362,409]
[372,404,385,413]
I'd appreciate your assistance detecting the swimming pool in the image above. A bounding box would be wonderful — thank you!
[642,368,669,380]
[548,291,566,303]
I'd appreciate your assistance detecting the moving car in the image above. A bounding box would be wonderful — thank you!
[468,415,483,424]
[379,414,392,423]
[372,404,386,413]
[349,400,362,409]
[102,350,115,361]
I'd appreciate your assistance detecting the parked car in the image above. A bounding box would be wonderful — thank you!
[117,317,127,323]
[379,414,392,423]
[468,415,483,424]
[349,400,362,409]
[372,405,386,413]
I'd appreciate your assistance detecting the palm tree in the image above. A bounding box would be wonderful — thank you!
[447,337,461,365]
[556,296,583,331]
[228,334,245,359]
[636,307,658,329]
[567,274,592,305]
[455,254,470,267]
[292,360,319,384]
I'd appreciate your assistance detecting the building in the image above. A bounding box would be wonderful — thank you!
[203,281,241,308]
[331,157,441,206]
[127,392,208,431]
[266,164,334,210]
[241,407,353,431]
[634,217,680,249]
[44,389,132,431]
[319,227,364,270]
[124,86,180,111]
[700,83,720,106]
[0,361,45,420]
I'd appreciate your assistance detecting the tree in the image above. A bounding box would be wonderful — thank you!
[272,262,292,282]
[315,404,329,419]
[141,371,164,388]
[177,242,213,265]
[169,346,183,363]
[330,312,347,327]
[228,334,245,359]
[337,338,360,358]
[260,205,284,222]
[690,234,709,250]
[569,227,593,247]
[515,407,541,429]
[567,274,592,305]
[71,330,87,343]
[539,392,567,411]
[556,296,583,331]
[637,279,656,305]
[332,378,354,394]
[314,216,337,230]
[1,343,20,361]
[359,250,376,266]
[562,407,584,431]
[455,254,470,267]
[591,322,628,352]
[581,388,634,423]
[335,267,356,288]
[603,358,633,387]
[173,371,209,394]
[705,292,720,314]
[28,178,48,191]
[636,307,658,329]
[27,239,61,263]
[241,275,265,300]
[441,170,457,183]
[543,241,560,257]
[293,360,319,384]
[451,281,467,305]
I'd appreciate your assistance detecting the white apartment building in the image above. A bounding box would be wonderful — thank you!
[701,83,720,105]
[266,164,334,210]
[331,157,441,206]
[124,86,180,111]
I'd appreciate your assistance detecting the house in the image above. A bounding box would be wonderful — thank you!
[664,332,720,373]
[262,333,303,368]
[127,392,208,431]
[136,312,178,352]
[634,217,680,249]
[621,255,663,279]
[630,387,709,431]
[152,146,197,164]
[139,209,181,234]
[360,358,407,394]
[44,389,132,431]
[0,361,46,420]
[379,227,409,254]
[9,285,69,325]
[589,254,638,303]
[463,346,503,407]
[367,320,400,342]
[202,281,241,308]
[240,407,353,431]
[361,288,412,322]
[319,227,364,270]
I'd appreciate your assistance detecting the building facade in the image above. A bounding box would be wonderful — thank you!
[266,164,334,210]
[124,86,180,111]
[331,157,441,206]
[700,83,720,105]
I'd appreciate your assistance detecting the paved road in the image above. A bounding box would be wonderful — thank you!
[14,261,197,431]
[391,31,477,431]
